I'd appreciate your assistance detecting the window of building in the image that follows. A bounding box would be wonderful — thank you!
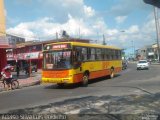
[36,45,42,51]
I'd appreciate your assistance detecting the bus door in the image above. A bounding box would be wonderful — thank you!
[72,47,83,71]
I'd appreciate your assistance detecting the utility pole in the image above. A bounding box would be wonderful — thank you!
[131,40,134,58]
[102,34,106,45]
[56,32,58,39]
[131,40,136,59]
[78,27,81,38]
[154,7,160,62]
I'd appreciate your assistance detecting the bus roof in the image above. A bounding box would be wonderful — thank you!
[44,42,121,50]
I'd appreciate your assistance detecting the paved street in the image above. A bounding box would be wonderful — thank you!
[0,63,160,113]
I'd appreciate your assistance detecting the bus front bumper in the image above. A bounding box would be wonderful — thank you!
[42,77,73,84]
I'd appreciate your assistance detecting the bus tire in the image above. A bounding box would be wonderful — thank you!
[109,68,114,79]
[82,74,89,87]
[11,80,19,90]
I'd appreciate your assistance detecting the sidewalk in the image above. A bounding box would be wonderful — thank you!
[150,62,160,65]
[0,70,41,92]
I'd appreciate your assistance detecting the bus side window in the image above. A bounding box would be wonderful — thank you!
[105,49,108,60]
[96,48,102,60]
[82,48,87,61]
[90,48,95,61]
[106,49,110,60]
[115,50,119,60]
[77,48,82,61]
[119,50,122,60]
[102,49,105,60]
[87,48,91,60]
[110,50,114,60]
[73,47,81,61]
[73,47,82,68]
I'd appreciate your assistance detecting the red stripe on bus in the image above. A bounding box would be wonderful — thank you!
[73,67,122,83]
[73,73,83,83]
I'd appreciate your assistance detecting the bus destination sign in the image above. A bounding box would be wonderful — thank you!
[52,44,67,49]
[44,43,71,50]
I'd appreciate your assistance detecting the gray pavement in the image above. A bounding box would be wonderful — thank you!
[0,63,160,116]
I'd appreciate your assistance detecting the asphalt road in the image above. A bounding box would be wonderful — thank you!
[0,63,160,113]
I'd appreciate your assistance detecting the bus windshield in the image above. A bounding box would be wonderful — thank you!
[43,50,72,69]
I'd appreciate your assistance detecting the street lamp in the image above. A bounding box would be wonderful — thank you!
[131,40,135,59]
[103,34,106,45]
[153,7,160,62]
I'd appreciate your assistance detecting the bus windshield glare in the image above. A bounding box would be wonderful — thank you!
[43,50,72,69]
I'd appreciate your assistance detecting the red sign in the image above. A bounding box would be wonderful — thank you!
[52,44,67,49]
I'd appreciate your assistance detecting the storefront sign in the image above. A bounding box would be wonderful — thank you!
[25,52,40,59]
[8,52,42,61]
[148,52,154,56]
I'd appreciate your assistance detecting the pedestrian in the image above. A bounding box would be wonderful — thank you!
[24,63,29,75]
[16,63,20,78]
[1,65,14,90]
[25,62,30,77]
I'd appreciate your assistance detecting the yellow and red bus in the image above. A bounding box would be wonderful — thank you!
[42,41,122,87]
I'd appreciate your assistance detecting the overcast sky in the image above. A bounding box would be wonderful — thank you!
[4,0,159,55]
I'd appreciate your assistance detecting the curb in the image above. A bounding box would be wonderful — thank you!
[150,63,160,65]
[0,80,41,93]
[19,80,41,89]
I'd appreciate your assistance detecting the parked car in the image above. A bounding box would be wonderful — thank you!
[137,60,149,70]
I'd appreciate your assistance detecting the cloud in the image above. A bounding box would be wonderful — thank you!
[111,0,151,16]
[115,16,127,24]
[36,0,94,23]
[6,15,157,50]
[127,25,139,34]
[7,23,35,40]
[142,19,156,34]
[84,5,95,18]
[6,15,94,41]
[6,0,157,50]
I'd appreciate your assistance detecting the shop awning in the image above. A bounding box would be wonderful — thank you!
[0,45,13,49]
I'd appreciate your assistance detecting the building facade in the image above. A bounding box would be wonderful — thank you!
[7,34,25,47]
[7,42,43,70]
[0,0,9,71]
[136,44,158,61]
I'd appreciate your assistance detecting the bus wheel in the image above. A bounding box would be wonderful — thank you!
[82,74,88,87]
[57,83,65,88]
[109,69,114,79]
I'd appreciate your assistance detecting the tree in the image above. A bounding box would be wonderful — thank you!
[143,0,160,8]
